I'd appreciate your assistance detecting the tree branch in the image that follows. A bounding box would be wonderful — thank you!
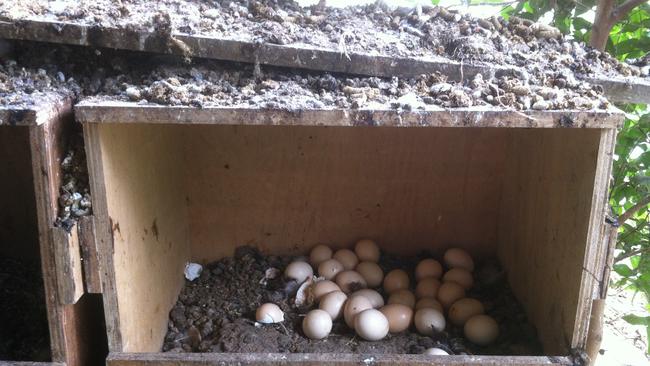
[612,0,648,23]
[619,195,650,224]
[615,246,650,262]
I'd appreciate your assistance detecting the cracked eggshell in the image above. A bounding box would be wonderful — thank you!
[302,309,333,340]
[383,269,410,294]
[335,270,367,293]
[285,261,313,284]
[333,249,359,270]
[387,289,416,308]
[354,239,380,262]
[355,261,384,288]
[414,308,446,335]
[255,303,284,324]
[415,277,441,299]
[354,309,389,341]
[464,315,499,346]
[319,290,347,320]
[437,281,466,309]
[310,244,333,266]
[380,304,413,333]
[350,289,384,308]
[443,268,474,289]
[415,258,443,280]
[344,295,373,328]
[318,258,344,280]
[443,248,474,272]
[449,298,485,327]
[312,280,341,302]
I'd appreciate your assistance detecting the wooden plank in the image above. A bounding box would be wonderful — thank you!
[106,352,573,366]
[1,18,648,103]
[497,128,604,354]
[0,362,63,366]
[78,216,103,293]
[74,101,624,129]
[51,226,84,304]
[0,97,72,126]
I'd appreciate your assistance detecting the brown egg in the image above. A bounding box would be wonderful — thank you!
[354,239,381,262]
[443,248,474,272]
[415,258,443,280]
[380,304,413,333]
[464,315,499,346]
[284,261,313,284]
[387,289,416,308]
[312,280,341,302]
[415,277,441,299]
[414,308,446,335]
[354,309,389,341]
[449,298,485,327]
[309,244,332,266]
[355,261,384,288]
[383,269,409,294]
[319,290,347,320]
[415,297,444,313]
[333,249,359,270]
[335,270,367,293]
[443,268,474,289]
[302,309,333,340]
[344,295,373,328]
[318,258,344,280]
[350,289,384,308]
[437,281,466,309]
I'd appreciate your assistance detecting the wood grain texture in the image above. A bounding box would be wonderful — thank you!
[74,101,624,129]
[106,352,573,365]
[497,128,603,355]
[51,226,84,304]
[78,216,103,293]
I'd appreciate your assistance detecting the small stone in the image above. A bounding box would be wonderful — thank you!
[125,87,142,101]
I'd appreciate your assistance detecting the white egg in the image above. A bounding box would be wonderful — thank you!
[414,308,445,335]
[464,315,499,346]
[443,268,474,289]
[354,239,381,262]
[255,303,284,324]
[437,281,466,309]
[449,298,485,327]
[309,244,333,266]
[415,258,443,280]
[333,249,359,270]
[387,289,416,308]
[335,270,367,293]
[415,277,441,299]
[318,258,344,280]
[350,289,384,308]
[383,269,409,294]
[424,347,449,355]
[319,290,348,320]
[344,295,373,328]
[312,280,341,302]
[285,261,313,284]
[354,309,389,341]
[355,261,384,288]
[302,309,333,340]
[443,248,474,272]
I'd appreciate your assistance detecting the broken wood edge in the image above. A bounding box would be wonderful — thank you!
[2,18,649,104]
[0,94,73,126]
[74,101,624,129]
[106,352,573,365]
[78,215,102,294]
[51,225,84,305]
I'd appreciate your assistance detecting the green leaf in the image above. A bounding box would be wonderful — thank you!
[623,314,650,326]
[615,264,636,277]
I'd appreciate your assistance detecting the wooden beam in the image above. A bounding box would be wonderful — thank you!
[583,76,650,105]
[74,101,624,129]
[51,225,84,304]
[78,216,103,294]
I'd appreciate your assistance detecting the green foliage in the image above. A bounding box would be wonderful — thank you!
[498,0,650,353]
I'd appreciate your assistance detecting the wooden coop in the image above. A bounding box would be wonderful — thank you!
[72,102,622,365]
[0,96,105,366]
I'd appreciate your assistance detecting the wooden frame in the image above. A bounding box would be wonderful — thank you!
[0,17,648,104]
[78,101,622,365]
[0,97,103,366]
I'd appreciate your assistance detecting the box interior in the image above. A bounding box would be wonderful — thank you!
[0,125,51,361]
[94,123,603,356]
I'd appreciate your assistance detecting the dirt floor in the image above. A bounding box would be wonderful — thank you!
[0,257,51,361]
[162,246,542,356]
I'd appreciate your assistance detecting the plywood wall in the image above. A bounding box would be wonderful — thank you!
[185,126,508,262]
[97,124,190,352]
[498,128,602,355]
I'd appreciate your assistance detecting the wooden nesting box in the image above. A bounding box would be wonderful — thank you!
[0,97,105,366]
[75,101,622,366]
